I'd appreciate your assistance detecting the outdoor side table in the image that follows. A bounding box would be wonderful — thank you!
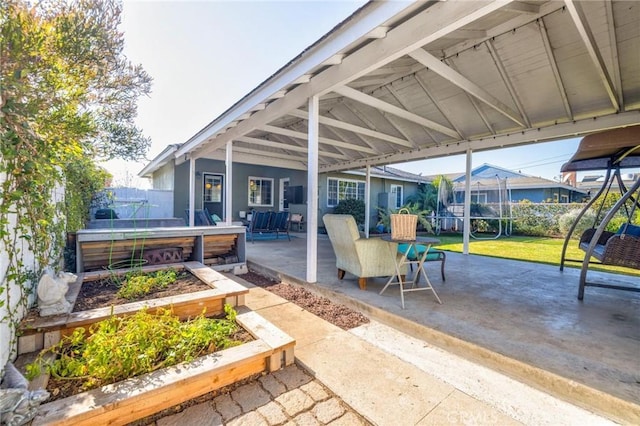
[379,235,442,309]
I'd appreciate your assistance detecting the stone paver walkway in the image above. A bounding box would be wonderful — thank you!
[155,364,370,426]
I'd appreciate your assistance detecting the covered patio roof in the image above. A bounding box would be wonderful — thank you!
[140,0,640,282]
[141,0,640,173]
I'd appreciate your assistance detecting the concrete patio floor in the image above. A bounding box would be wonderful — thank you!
[245,232,640,420]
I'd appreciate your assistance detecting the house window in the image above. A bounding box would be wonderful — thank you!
[327,177,365,207]
[390,184,403,209]
[248,177,273,207]
[560,194,569,203]
[471,192,487,204]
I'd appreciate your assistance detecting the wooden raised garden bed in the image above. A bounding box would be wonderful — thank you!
[18,262,249,355]
[30,309,295,425]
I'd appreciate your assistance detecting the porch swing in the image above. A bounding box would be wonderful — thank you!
[559,125,640,300]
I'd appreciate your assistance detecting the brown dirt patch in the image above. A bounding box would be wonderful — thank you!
[72,271,211,312]
[242,270,369,330]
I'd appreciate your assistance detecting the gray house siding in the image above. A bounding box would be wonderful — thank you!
[174,159,307,222]
[152,162,175,190]
[319,172,419,227]
[164,160,420,229]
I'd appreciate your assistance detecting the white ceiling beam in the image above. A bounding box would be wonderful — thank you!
[341,99,418,149]
[323,54,345,66]
[537,18,572,120]
[233,147,335,165]
[564,0,619,111]
[200,149,309,170]
[502,2,540,14]
[349,78,390,88]
[363,63,425,92]
[604,1,623,110]
[409,48,525,127]
[260,124,378,155]
[365,65,415,77]
[268,90,287,99]
[333,85,459,139]
[484,41,530,128]
[322,125,375,156]
[366,26,389,39]
[445,29,487,39]
[293,74,311,84]
[318,111,640,172]
[289,109,413,148]
[384,84,438,142]
[413,72,467,140]
[442,2,563,58]
[236,135,348,160]
[186,1,516,157]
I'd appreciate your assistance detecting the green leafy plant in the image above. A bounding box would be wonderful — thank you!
[334,199,366,225]
[26,305,243,391]
[377,203,433,233]
[116,269,178,299]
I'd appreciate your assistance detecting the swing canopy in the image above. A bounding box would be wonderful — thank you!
[561,125,640,172]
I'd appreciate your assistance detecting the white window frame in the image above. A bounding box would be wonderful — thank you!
[390,184,403,209]
[248,176,274,207]
[560,194,569,203]
[327,177,365,208]
[471,192,487,204]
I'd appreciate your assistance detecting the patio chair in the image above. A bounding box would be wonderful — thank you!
[270,211,291,241]
[185,209,215,226]
[323,214,407,290]
[247,210,271,242]
[397,243,446,281]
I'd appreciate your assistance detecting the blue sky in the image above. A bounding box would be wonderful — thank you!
[108,1,583,186]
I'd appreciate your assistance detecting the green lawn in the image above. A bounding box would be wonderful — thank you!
[431,233,640,277]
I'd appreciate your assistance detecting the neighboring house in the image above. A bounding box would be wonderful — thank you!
[138,149,427,228]
[435,164,588,204]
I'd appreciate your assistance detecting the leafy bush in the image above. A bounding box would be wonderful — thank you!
[558,209,597,239]
[334,199,365,224]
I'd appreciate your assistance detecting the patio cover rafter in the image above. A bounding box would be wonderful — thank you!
[288,109,413,148]
[408,48,526,128]
[333,85,459,139]
[236,135,349,160]
[258,124,379,155]
[318,111,640,173]
[174,0,516,162]
[564,0,620,112]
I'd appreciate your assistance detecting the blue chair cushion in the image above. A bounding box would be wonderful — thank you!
[398,244,443,260]
[616,223,640,237]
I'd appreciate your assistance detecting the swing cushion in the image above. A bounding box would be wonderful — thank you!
[397,244,443,261]
[615,224,640,237]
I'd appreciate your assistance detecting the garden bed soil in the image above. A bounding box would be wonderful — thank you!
[72,271,211,312]
[243,270,370,330]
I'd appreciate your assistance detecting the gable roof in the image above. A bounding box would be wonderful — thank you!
[344,165,429,184]
[427,163,587,193]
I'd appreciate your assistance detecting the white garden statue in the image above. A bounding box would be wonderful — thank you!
[0,362,49,426]
[37,270,77,317]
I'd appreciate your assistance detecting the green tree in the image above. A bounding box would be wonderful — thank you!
[406,176,454,213]
[0,0,151,362]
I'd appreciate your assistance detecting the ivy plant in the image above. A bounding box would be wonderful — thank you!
[0,0,152,370]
